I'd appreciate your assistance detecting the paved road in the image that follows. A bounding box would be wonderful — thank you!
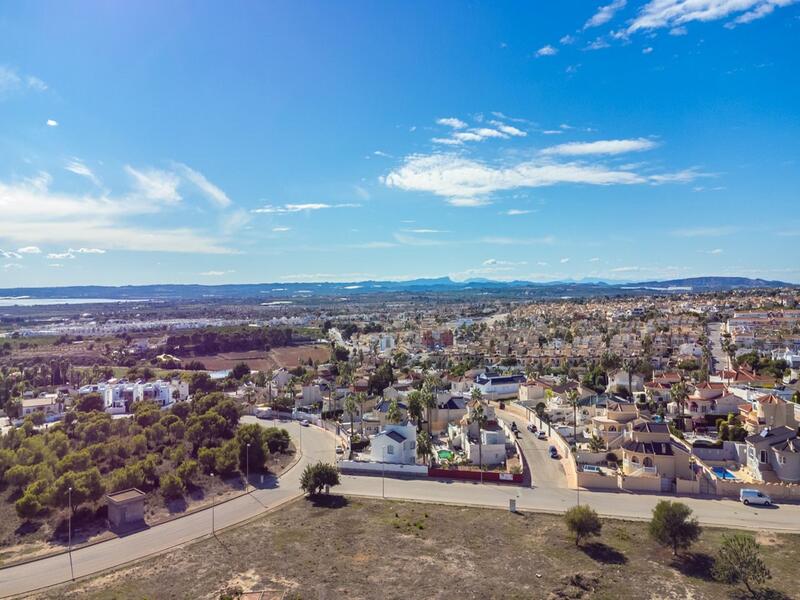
[5,416,800,597]
[708,321,729,372]
[0,418,330,598]
[494,407,568,489]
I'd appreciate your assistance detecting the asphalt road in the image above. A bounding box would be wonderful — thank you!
[708,321,729,372]
[5,415,800,597]
[494,407,569,489]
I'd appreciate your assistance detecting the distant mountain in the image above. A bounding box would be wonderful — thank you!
[0,276,795,303]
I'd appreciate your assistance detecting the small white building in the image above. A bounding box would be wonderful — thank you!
[21,393,64,420]
[370,422,418,465]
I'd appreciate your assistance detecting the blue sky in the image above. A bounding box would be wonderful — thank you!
[1,0,799,287]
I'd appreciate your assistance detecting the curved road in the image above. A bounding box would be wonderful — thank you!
[4,415,800,597]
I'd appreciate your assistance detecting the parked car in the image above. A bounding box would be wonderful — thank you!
[526,423,537,433]
[740,488,772,506]
[335,445,344,454]
[582,465,601,474]
[300,419,310,427]
[537,431,547,440]
[548,445,559,459]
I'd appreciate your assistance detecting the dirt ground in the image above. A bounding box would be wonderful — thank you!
[34,498,799,600]
[188,344,330,372]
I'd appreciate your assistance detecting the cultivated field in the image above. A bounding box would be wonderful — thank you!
[34,498,798,600]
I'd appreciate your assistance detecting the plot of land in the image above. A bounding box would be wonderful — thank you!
[189,344,330,372]
[34,498,799,600]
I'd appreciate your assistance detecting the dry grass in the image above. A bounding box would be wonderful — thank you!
[188,344,330,372]
[33,498,799,600]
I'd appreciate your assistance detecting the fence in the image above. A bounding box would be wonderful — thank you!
[428,467,523,484]
[339,460,428,476]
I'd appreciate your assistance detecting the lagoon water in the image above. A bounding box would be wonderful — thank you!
[0,297,142,307]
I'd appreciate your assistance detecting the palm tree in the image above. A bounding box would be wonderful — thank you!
[386,397,401,424]
[344,394,357,459]
[417,430,432,465]
[468,400,487,482]
[407,390,424,431]
[671,379,689,419]
[622,358,635,398]
[567,389,580,449]
[421,383,436,436]
[355,391,366,437]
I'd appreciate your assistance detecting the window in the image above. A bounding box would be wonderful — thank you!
[387,445,394,455]
[643,457,654,468]
[759,450,767,464]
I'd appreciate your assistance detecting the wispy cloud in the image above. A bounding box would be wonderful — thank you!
[401,228,448,234]
[65,159,102,187]
[383,151,695,206]
[536,45,558,57]
[125,166,182,204]
[272,226,291,232]
[0,65,48,96]
[251,203,360,214]
[17,246,41,254]
[47,251,75,260]
[584,0,627,29]
[628,0,797,33]
[199,270,235,276]
[504,209,534,216]
[542,138,657,156]
[173,163,231,208]
[671,226,739,237]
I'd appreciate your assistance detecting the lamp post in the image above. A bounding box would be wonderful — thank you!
[382,446,386,499]
[67,486,72,553]
[246,443,251,493]
[210,472,215,535]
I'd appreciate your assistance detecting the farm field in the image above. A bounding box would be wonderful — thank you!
[188,344,330,372]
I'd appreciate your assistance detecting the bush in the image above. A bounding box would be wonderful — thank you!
[160,473,185,499]
[713,533,771,597]
[176,459,199,485]
[649,500,701,556]
[564,505,602,546]
[198,447,218,474]
[263,428,291,454]
[299,462,340,496]
[15,491,43,520]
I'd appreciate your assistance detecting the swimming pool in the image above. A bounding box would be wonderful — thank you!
[712,466,738,480]
[438,449,454,461]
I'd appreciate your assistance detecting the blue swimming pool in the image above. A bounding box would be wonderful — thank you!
[712,467,737,480]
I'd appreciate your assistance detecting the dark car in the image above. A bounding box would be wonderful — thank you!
[548,445,559,459]
[527,423,537,433]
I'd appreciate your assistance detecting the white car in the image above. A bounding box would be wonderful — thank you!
[536,431,547,440]
[300,419,310,427]
[740,488,772,506]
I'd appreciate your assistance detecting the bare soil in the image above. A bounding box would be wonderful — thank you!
[188,344,329,372]
[33,498,799,600]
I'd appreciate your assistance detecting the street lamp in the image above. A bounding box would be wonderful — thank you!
[67,486,72,553]
[246,443,251,493]
[382,446,386,499]
[210,472,215,535]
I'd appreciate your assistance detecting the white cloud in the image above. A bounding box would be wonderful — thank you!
[560,257,570,263]
[199,270,235,276]
[709,248,724,254]
[17,246,41,254]
[536,45,558,57]
[65,159,102,187]
[2,263,22,271]
[504,209,533,216]
[174,163,231,208]
[432,137,464,146]
[560,34,576,44]
[402,228,448,234]
[436,117,468,129]
[47,251,75,259]
[47,263,63,268]
[542,130,563,135]
[610,266,641,272]
[272,226,291,232]
[392,233,448,246]
[373,150,392,157]
[584,0,627,29]
[643,46,654,54]
[0,66,48,95]
[251,203,360,214]
[671,226,739,237]
[589,257,601,262]
[125,165,182,204]
[628,0,797,33]
[353,184,371,200]
[46,119,58,127]
[493,123,527,137]
[74,247,106,254]
[447,198,492,208]
[670,26,689,35]
[0,250,22,259]
[0,175,232,254]
[482,258,527,267]
[585,37,611,50]
[382,153,664,205]
[541,137,658,156]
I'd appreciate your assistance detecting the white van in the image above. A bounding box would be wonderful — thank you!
[740,489,773,506]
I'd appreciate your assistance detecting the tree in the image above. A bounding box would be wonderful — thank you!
[50,467,105,514]
[344,394,358,460]
[564,505,602,546]
[15,491,43,520]
[231,362,251,381]
[670,380,689,419]
[235,424,269,472]
[417,430,432,465]
[160,473,185,499]
[712,533,771,598]
[299,462,340,496]
[386,398,402,424]
[175,459,199,486]
[649,500,701,556]
[567,389,580,448]
[214,439,240,476]
[355,392,367,437]
[406,390,423,431]
[76,393,104,412]
[468,391,487,474]
[263,427,291,453]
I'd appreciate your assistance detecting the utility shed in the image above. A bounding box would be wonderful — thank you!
[106,488,146,531]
